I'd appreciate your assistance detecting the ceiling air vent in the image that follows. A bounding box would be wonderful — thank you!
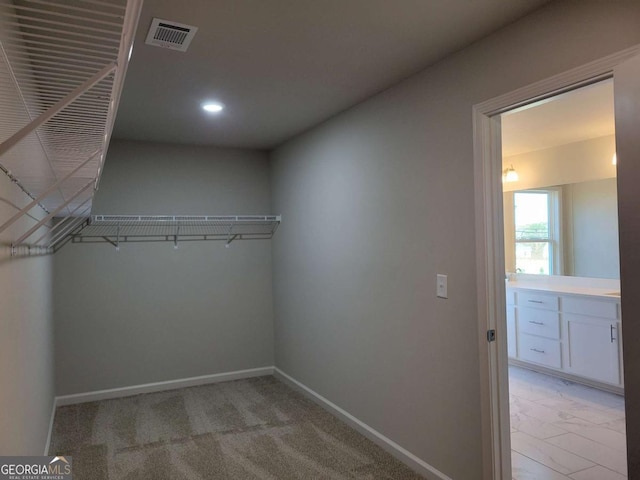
[145,18,198,52]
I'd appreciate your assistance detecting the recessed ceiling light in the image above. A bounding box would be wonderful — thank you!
[202,102,224,113]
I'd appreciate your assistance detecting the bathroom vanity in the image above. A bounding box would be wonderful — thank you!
[506,279,622,393]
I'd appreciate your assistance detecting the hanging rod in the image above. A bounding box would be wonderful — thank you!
[65,215,282,250]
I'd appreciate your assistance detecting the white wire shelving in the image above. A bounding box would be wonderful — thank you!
[56,215,282,251]
[0,0,143,255]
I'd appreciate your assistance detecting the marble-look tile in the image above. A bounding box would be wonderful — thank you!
[569,465,627,480]
[604,403,626,415]
[512,451,572,480]
[562,384,625,409]
[536,397,625,425]
[553,417,627,452]
[545,433,627,476]
[510,378,561,402]
[510,396,575,425]
[549,391,625,415]
[602,418,627,434]
[509,366,628,479]
[509,367,623,408]
[511,411,568,439]
[511,431,596,475]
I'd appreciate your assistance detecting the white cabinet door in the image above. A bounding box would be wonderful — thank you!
[506,305,517,359]
[565,313,620,385]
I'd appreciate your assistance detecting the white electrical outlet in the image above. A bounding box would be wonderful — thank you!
[437,274,448,299]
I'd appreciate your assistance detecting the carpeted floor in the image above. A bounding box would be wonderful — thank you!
[49,375,424,479]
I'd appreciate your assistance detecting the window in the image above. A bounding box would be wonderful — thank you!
[513,190,561,275]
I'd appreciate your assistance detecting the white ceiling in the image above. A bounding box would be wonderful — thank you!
[112,0,551,149]
[502,79,615,158]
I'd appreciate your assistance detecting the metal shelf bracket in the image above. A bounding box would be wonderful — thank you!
[65,214,281,251]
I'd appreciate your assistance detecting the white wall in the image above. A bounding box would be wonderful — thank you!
[0,10,55,453]
[0,174,54,455]
[565,178,619,279]
[270,2,640,478]
[502,134,616,192]
[53,140,275,395]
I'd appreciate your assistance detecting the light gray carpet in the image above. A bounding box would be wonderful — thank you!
[49,376,424,479]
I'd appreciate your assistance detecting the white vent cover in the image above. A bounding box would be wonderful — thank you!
[145,18,198,52]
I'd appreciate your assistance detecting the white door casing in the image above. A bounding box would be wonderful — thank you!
[473,46,640,479]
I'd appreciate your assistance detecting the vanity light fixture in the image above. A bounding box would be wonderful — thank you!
[202,102,224,113]
[612,152,617,165]
[502,164,519,183]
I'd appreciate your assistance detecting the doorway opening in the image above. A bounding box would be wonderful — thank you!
[501,80,627,479]
[472,47,640,480]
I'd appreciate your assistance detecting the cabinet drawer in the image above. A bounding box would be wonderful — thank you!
[518,334,562,369]
[518,307,560,339]
[562,296,618,320]
[517,292,559,311]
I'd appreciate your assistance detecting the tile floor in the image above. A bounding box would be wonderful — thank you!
[509,365,627,480]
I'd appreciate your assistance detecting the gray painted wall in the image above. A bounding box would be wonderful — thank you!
[565,178,620,279]
[270,2,640,479]
[0,174,54,455]
[54,140,274,395]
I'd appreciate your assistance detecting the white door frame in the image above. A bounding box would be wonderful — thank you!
[473,45,640,480]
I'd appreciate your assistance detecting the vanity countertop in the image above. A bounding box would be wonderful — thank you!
[506,280,620,300]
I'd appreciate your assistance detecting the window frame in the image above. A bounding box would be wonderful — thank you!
[512,188,563,275]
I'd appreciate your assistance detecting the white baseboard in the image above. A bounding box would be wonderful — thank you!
[43,397,57,455]
[274,368,452,480]
[56,366,274,407]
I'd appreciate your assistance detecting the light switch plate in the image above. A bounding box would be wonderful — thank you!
[437,274,448,299]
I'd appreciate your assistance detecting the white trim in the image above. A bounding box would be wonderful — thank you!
[274,367,452,480]
[474,45,640,116]
[43,397,57,455]
[55,366,274,406]
[473,44,640,480]
[474,108,511,480]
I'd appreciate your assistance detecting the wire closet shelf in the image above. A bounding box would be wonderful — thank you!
[62,214,282,251]
[0,0,142,255]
